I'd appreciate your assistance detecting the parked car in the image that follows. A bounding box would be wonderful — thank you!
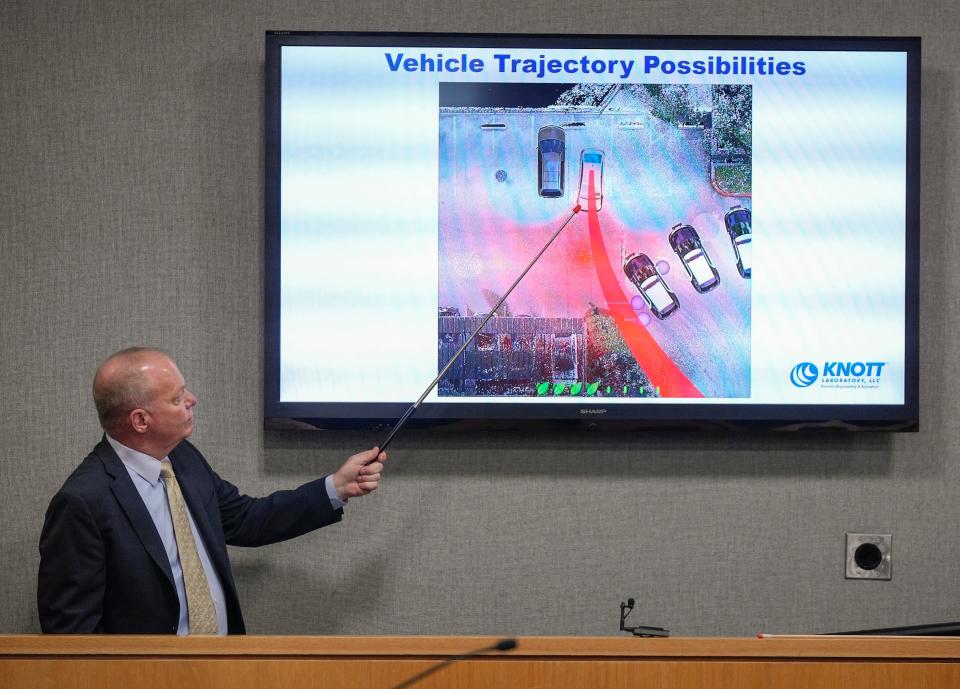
[577,149,604,211]
[669,223,721,293]
[537,126,565,198]
[623,252,680,320]
[723,206,752,278]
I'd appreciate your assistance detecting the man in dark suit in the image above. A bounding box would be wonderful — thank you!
[38,347,386,634]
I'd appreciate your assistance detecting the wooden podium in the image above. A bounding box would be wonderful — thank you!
[3,635,960,689]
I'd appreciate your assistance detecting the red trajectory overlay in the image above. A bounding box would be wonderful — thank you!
[583,171,703,398]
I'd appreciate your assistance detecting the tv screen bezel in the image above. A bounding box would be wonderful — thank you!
[264,31,920,432]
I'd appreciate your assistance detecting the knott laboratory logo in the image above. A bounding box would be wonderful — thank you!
[790,361,887,389]
[790,362,819,388]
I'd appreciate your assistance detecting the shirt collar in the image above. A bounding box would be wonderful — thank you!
[105,434,166,486]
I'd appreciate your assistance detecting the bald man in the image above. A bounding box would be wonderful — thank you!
[38,347,386,634]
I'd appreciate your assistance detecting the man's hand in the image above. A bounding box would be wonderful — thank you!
[332,447,387,501]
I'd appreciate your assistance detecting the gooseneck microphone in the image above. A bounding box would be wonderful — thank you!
[378,205,581,452]
[387,638,518,689]
[619,597,669,637]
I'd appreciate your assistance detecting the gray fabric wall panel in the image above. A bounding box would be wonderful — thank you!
[1,0,958,636]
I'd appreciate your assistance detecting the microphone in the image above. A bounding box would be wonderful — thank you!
[620,598,669,638]
[387,638,518,689]
[378,205,582,452]
[619,598,633,631]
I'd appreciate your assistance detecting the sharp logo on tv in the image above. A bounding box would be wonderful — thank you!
[791,361,887,389]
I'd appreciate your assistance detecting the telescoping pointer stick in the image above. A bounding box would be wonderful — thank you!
[378,204,582,453]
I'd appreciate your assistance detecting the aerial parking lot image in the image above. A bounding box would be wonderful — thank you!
[438,82,752,399]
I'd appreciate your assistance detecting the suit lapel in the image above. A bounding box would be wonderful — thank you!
[97,440,176,590]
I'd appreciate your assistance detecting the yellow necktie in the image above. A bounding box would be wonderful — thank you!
[159,459,218,635]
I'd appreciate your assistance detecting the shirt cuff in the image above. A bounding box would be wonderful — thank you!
[324,475,346,510]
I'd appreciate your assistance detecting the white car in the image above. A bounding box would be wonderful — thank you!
[624,252,680,319]
[669,223,721,293]
[577,149,604,211]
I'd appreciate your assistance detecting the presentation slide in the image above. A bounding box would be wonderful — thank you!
[276,43,908,407]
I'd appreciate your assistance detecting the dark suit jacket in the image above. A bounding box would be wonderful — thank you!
[38,438,342,634]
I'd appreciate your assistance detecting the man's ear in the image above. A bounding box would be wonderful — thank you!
[129,408,149,434]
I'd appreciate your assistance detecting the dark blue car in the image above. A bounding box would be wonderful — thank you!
[723,206,752,278]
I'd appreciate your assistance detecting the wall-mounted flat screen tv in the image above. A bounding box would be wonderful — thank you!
[265,32,919,431]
